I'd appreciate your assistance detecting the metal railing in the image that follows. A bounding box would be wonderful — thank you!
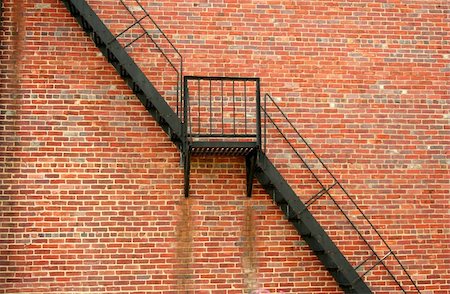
[111,0,183,116]
[183,76,261,145]
[261,93,421,293]
[86,2,420,290]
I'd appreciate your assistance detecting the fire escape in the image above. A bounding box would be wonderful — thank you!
[59,0,421,293]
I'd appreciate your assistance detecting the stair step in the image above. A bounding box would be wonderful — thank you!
[255,170,271,187]
[145,99,154,110]
[303,234,325,253]
[255,171,286,204]
[81,18,92,32]
[279,203,300,221]
[332,270,354,288]
[292,219,312,237]
[106,49,118,63]
[119,66,130,78]
[273,190,287,205]
[68,3,79,16]
[159,117,168,126]
[171,132,181,143]
[153,112,168,126]
[267,189,287,205]
[132,83,143,94]
[316,250,339,271]
[91,32,104,48]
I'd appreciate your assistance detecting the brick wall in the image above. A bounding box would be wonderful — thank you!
[1,0,449,293]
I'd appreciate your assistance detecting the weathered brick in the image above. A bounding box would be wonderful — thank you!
[0,0,448,293]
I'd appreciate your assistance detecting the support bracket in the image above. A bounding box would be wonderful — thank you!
[183,143,191,198]
[245,150,258,198]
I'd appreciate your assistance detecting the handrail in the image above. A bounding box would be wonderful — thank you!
[115,0,183,117]
[183,76,261,146]
[262,93,421,293]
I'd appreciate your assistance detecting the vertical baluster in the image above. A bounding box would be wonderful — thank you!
[232,81,236,135]
[255,78,261,150]
[264,94,267,153]
[221,80,224,135]
[197,79,201,136]
[244,80,247,135]
[209,80,212,135]
[189,81,192,136]
[177,73,180,117]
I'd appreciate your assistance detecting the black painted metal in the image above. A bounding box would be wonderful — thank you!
[255,151,371,293]
[182,76,261,197]
[60,0,183,148]
[245,150,257,198]
[261,93,422,293]
[190,141,257,156]
[183,77,191,198]
[60,1,420,292]
[183,76,261,142]
[114,0,183,117]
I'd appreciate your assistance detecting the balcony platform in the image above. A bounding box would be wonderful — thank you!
[189,141,258,156]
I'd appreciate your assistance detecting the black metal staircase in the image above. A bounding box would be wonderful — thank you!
[59,1,421,293]
[259,94,422,294]
[61,0,183,149]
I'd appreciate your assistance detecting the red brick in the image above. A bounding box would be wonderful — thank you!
[1,0,449,293]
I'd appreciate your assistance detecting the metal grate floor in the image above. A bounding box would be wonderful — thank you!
[190,141,258,156]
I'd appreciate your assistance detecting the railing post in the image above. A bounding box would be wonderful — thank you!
[256,78,262,150]
[183,76,189,134]
[179,57,183,119]
[263,94,267,154]
[183,77,190,198]
[117,0,183,120]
